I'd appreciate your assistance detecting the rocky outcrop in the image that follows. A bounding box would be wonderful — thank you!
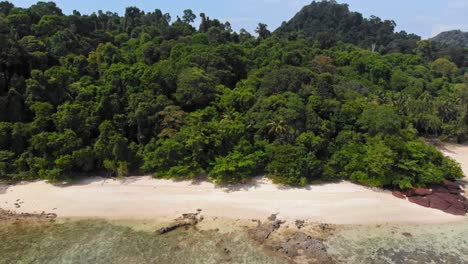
[277,232,332,263]
[159,211,204,234]
[392,191,405,199]
[248,216,284,242]
[427,195,451,210]
[248,216,335,263]
[414,188,432,195]
[408,196,430,207]
[400,180,467,216]
[0,208,57,222]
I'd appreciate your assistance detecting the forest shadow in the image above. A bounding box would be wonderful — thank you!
[0,183,9,195]
[220,181,261,193]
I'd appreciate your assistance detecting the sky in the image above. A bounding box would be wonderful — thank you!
[7,0,468,39]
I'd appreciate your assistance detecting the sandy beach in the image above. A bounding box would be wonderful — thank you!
[1,144,467,225]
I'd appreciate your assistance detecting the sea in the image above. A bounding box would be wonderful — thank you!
[0,218,467,264]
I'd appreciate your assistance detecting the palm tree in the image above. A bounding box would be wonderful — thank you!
[266,119,294,143]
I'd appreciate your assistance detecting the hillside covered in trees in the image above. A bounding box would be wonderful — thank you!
[0,1,466,188]
[431,30,468,48]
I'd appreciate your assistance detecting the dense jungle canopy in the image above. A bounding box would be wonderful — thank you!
[0,0,467,188]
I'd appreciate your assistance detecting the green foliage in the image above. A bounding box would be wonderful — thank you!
[0,1,465,189]
[431,58,458,78]
[174,67,216,109]
[275,0,420,50]
[209,150,266,184]
[265,143,321,186]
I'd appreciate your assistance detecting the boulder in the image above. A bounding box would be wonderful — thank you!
[408,196,430,207]
[427,195,451,211]
[392,191,406,199]
[414,188,432,195]
[443,206,466,216]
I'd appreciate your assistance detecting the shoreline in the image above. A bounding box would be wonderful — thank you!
[1,176,465,224]
[1,143,467,225]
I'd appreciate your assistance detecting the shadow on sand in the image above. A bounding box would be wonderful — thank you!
[0,183,9,195]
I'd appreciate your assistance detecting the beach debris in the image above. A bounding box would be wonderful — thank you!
[159,211,204,235]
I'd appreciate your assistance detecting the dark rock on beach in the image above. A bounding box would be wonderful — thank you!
[443,179,461,190]
[408,196,430,207]
[428,195,451,211]
[444,206,466,216]
[403,180,467,215]
[392,191,406,199]
[414,188,432,195]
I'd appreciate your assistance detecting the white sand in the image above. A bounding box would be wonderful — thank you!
[0,143,466,224]
[0,177,464,224]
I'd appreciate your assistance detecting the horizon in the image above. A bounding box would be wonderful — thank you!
[6,0,468,39]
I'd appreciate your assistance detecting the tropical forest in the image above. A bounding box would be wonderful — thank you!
[0,0,467,189]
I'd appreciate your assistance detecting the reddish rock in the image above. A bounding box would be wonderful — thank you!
[408,196,430,207]
[448,188,462,195]
[443,206,466,216]
[406,189,417,197]
[433,192,461,204]
[443,180,461,190]
[427,195,451,211]
[433,186,449,193]
[414,188,432,195]
[449,200,466,210]
[392,191,406,199]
